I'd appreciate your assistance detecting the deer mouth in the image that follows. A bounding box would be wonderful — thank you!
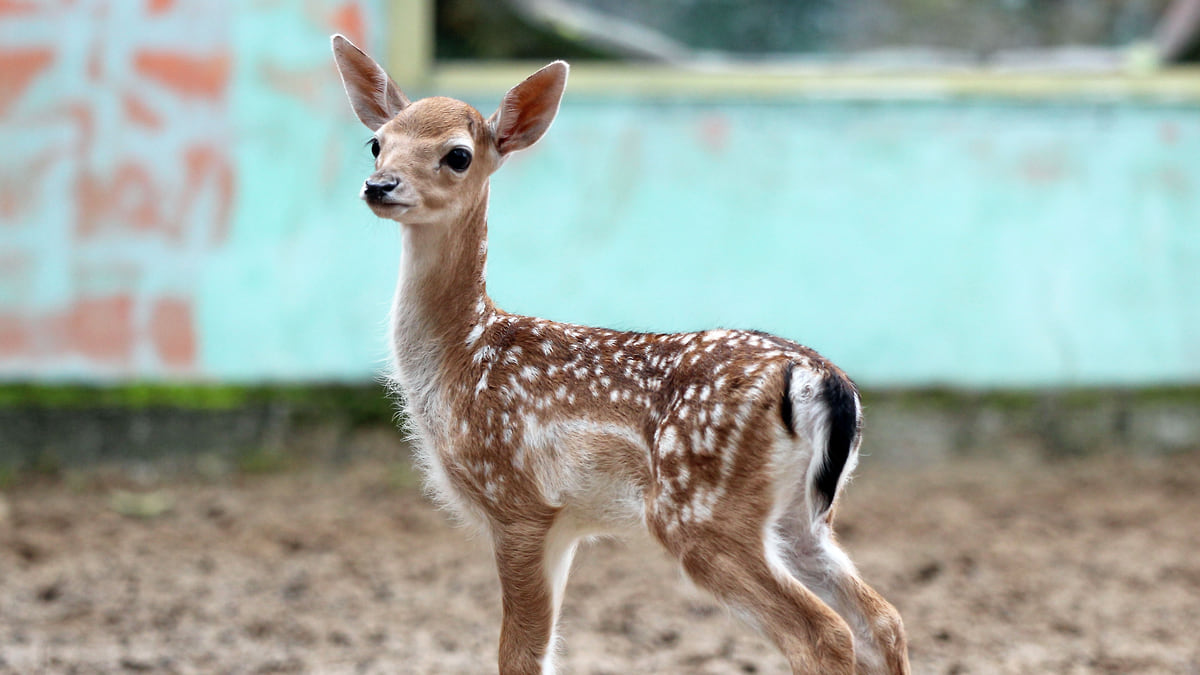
[362,193,414,209]
[367,202,414,220]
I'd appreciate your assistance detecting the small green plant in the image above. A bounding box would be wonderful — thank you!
[0,463,17,490]
[29,450,62,478]
[236,446,290,474]
[109,489,174,519]
[386,461,421,491]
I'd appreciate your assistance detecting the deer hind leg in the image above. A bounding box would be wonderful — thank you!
[777,368,909,673]
[491,511,581,675]
[775,505,910,675]
[652,515,856,675]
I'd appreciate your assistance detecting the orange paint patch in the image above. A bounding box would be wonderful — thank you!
[63,102,96,153]
[1159,122,1181,145]
[182,145,235,243]
[1156,167,1191,195]
[77,163,165,238]
[122,93,162,128]
[88,42,103,81]
[0,176,27,221]
[146,0,174,14]
[150,297,196,367]
[0,0,39,15]
[0,48,54,114]
[260,61,321,103]
[697,115,730,154]
[331,3,367,49]
[0,314,31,357]
[135,50,230,100]
[1020,154,1066,185]
[66,295,135,362]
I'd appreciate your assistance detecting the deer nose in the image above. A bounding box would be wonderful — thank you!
[363,175,400,200]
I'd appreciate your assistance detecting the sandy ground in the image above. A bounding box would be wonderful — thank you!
[1,451,1198,674]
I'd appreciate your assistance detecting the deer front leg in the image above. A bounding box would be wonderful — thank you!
[492,514,579,675]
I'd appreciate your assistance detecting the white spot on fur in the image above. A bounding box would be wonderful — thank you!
[465,324,484,346]
[659,425,681,456]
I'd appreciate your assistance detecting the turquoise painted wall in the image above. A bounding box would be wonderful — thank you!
[481,98,1200,387]
[2,3,1198,387]
[0,0,393,381]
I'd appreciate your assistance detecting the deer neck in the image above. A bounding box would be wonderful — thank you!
[390,184,493,418]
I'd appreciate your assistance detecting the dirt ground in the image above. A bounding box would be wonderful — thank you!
[2,450,1198,674]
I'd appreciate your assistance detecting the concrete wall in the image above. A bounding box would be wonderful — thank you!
[2,2,1198,387]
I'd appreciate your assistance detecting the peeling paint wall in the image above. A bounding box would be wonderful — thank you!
[2,2,1198,386]
[0,0,388,381]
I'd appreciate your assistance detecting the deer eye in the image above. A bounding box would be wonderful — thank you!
[443,147,472,172]
[370,138,381,158]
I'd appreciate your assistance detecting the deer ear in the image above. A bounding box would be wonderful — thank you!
[331,34,409,131]
[488,61,568,156]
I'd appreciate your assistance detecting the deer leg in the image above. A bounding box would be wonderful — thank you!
[492,514,579,675]
[776,511,909,675]
[660,527,857,675]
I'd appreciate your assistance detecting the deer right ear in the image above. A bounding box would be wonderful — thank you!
[331,34,409,131]
[488,61,569,157]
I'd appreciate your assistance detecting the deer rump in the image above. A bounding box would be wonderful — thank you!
[782,362,862,521]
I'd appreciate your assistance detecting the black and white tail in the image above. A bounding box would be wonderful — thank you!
[784,364,863,520]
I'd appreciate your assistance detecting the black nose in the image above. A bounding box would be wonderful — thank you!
[363,176,399,200]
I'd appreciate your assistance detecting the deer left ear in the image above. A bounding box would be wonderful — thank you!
[332,34,410,131]
[488,61,569,157]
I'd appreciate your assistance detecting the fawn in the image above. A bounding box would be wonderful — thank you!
[331,34,909,675]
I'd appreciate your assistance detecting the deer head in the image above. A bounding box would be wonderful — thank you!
[331,34,568,227]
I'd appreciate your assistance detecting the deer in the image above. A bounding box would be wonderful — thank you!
[331,34,909,675]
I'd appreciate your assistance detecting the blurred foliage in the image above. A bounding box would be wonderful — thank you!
[5,382,1198,417]
[438,0,1181,60]
[0,383,396,427]
[866,385,1200,410]
[236,447,293,475]
[386,461,423,491]
[27,449,63,477]
[586,0,1169,53]
[2,384,1195,484]
[437,0,615,60]
[0,463,16,490]
[108,490,174,518]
